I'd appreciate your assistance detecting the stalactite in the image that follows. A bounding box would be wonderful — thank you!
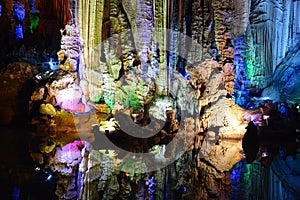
[103,39,122,80]
[233,0,250,37]
[249,0,297,88]
[169,0,179,72]
[59,24,83,71]
[54,0,72,27]
[282,0,291,55]
[69,0,79,25]
[118,12,133,71]
[230,158,300,200]
[212,0,234,67]
[24,0,31,34]
[191,1,206,63]
[153,0,167,95]
[2,0,14,20]
[233,36,251,108]
[79,0,104,71]
[154,169,165,200]
[1,0,14,42]
[98,0,122,81]
[242,27,261,92]
[79,150,116,200]
[35,0,71,30]
[135,0,154,79]
[13,0,26,41]
[292,1,300,44]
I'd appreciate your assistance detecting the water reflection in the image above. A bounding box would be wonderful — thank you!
[233,119,300,200]
[242,119,300,167]
[0,126,57,199]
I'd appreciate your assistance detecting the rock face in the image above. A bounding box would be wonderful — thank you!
[0,62,38,125]
[232,0,300,108]
[262,43,300,104]
[249,0,299,81]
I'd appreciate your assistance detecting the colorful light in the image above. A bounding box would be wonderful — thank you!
[146,176,156,195]
[184,72,191,80]
[46,174,52,181]
[49,58,59,70]
[12,187,20,200]
[262,151,268,157]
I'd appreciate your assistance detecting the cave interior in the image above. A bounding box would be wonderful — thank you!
[0,0,300,199]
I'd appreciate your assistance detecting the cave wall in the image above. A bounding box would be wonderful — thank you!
[262,43,300,103]
[246,0,298,88]
[233,0,300,107]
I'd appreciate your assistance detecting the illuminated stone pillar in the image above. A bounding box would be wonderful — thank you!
[135,0,154,73]
[69,0,78,25]
[153,0,167,95]
[77,0,104,106]
[13,0,26,41]
[79,0,104,71]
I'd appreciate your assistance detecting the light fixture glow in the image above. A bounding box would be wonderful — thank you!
[46,174,52,181]
[262,151,268,157]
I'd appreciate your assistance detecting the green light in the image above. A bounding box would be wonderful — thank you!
[244,35,256,86]
[104,97,114,110]
[29,11,39,34]
[126,93,142,111]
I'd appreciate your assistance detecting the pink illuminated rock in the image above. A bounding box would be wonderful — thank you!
[47,141,84,175]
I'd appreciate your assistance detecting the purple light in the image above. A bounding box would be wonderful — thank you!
[146,176,156,195]
[183,186,187,192]
[56,88,85,112]
[176,186,188,193]
[262,151,268,157]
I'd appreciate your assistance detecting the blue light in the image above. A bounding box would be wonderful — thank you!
[260,96,270,100]
[49,58,59,70]
[46,174,52,181]
[183,186,187,192]
[184,72,191,80]
[12,186,20,200]
[176,186,188,193]
[48,60,54,68]
[146,176,156,195]
[15,25,23,41]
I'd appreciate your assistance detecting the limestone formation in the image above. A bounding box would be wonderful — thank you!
[0,62,38,125]
[1,0,300,199]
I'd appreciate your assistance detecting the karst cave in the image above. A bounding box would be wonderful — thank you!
[0,0,299,199]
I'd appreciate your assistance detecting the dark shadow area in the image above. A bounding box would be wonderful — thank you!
[0,126,57,200]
